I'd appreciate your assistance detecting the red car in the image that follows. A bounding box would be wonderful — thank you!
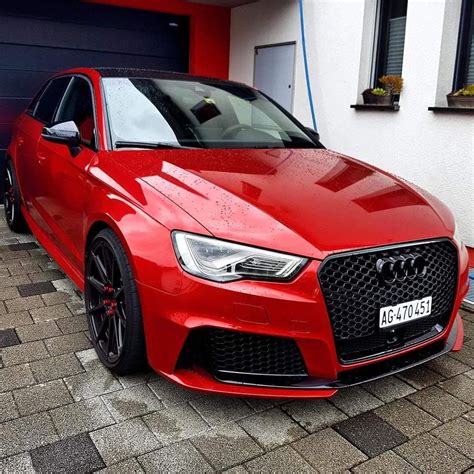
[4,68,469,398]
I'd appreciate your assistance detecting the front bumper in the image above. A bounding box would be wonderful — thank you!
[137,241,469,398]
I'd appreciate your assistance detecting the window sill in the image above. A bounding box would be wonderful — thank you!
[428,106,474,114]
[350,104,400,111]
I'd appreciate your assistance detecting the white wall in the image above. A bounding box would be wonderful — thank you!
[230,0,474,247]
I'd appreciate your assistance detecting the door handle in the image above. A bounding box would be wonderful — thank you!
[37,154,47,164]
[17,136,24,147]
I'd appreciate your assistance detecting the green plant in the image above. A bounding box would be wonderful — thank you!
[371,88,387,96]
[453,84,474,96]
[379,75,404,94]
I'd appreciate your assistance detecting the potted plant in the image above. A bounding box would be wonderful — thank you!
[447,85,474,108]
[362,87,392,105]
[362,75,404,105]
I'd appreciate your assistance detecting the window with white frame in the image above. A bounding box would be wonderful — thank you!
[373,0,408,82]
[454,0,474,88]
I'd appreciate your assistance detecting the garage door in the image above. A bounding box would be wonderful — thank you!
[0,0,189,191]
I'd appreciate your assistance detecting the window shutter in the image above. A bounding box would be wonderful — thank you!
[467,39,474,84]
[385,16,407,76]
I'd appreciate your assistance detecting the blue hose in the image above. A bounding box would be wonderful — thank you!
[298,0,318,130]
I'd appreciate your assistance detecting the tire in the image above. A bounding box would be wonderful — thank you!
[3,160,28,233]
[85,228,147,375]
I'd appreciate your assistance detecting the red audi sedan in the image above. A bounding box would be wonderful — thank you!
[4,68,469,398]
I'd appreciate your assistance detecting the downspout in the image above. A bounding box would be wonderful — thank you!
[298,0,318,130]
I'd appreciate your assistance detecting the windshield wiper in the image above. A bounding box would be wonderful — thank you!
[115,141,189,150]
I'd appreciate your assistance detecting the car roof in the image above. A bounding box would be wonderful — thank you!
[94,67,248,88]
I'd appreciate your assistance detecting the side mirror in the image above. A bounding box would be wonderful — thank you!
[42,121,81,147]
[305,127,320,143]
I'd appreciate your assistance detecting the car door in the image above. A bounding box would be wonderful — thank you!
[15,77,72,228]
[35,76,98,271]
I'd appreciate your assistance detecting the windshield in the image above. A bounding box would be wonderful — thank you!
[102,77,318,150]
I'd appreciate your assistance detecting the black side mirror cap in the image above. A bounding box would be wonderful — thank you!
[42,121,81,148]
[305,127,320,143]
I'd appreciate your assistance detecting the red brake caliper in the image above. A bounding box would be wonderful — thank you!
[103,286,117,316]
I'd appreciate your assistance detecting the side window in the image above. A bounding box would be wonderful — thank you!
[34,77,71,124]
[56,77,96,149]
[454,0,474,89]
[374,0,408,81]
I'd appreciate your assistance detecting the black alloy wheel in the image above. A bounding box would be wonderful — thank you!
[85,228,146,374]
[3,161,28,232]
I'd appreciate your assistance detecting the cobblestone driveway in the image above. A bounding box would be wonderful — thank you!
[1,214,473,473]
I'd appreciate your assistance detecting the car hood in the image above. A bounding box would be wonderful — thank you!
[109,148,454,259]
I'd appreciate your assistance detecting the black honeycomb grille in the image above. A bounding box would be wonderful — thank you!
[318,240,458,362]
[204,329,307,382]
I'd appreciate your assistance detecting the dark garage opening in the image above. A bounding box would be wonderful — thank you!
[0,0,189,193]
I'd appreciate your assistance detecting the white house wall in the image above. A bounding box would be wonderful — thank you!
[229,0,474,247]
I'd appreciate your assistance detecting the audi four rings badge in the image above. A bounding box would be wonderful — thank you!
[376,254,427,284]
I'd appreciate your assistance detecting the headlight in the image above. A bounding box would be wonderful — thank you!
[172,232,308,282]
[453,223,462,245]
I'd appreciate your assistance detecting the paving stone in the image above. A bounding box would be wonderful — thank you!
[190,395,253,426]
[438,374,474,405]
[238,407,306,450]
[0,286,20,301]
[138,440,213,473]
[427,354,471,377]
[50,397,115,438]
[244,445,313,473]
[30,303,72,323]
[29,269,64,283]
[67,301,87,315]
[0,310,32,330]
[375,398,441,438]
[117,370,158,388]
[397,365,445,389]
[0,392,19,422]
[432,417,474,459]
[143,402,209,444]
[97,458,144,473]
[30,352,83,383]
[44,331,92,356]
[0,274,30,289]
[191,422,263,470]
[8,242,39,251]
[64,367,122,401]
[56,313,88,334]
[30,433,105,473]
[447,345,474,367]
[292,427,367,471]
[102,384,164,421]
[352,450,420,473]
[17,281,56,297]
[41,290,74,306]
[363,375,417,403]
[281,398,346,433]
[329,385,384,417]
[15,320,61,342]
[0,453,34,473]
[243,397,283,412]
[0,328,20,347]
[147,377,201,406]
[334,411,408,457]
[13,379,73,416]
[5,295,44,313]
[2,340,49,366]
[407,385,470,422]
[0,412,59,457]
[394,433,471,472]
[91,417,161,465]
[8,262,42,276]
[76,347,102,371]
[0,364,35,392]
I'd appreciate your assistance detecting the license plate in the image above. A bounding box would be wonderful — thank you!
[379,296,432,329]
